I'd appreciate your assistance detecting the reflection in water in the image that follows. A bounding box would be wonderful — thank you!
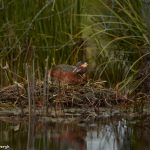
[86,120,129,150]
[0,115,150,150]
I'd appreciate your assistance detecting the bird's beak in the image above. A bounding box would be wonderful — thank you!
[81,62,88,68]
[73,62,88,73]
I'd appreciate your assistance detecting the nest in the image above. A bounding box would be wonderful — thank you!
[0,80,128,109]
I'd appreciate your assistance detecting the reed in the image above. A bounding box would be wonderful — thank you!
[1,0,149,96]
[85,0,150,94]
[0,0,85,86]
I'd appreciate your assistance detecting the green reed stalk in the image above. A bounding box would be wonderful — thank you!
[0,0,85,87]
[85,0,150,94]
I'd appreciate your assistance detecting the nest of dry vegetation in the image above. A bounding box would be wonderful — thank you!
[0,80,129,110]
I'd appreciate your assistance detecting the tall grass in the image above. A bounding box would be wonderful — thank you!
[1,0,150,95]
[85,0,150,94]
[0,0,85,87]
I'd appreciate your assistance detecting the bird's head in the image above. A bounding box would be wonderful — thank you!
[73,61,88,74]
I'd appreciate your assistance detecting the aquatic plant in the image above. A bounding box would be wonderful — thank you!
[85,0,150,94]
[0,0,85,86]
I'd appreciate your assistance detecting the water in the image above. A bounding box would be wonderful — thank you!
[0,112,150,150]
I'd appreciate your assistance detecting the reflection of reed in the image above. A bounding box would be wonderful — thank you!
[129,119,150,150]
[86,118,129,150]
[48,123,87,150]
[1,114,150,150]
[26,119,87,150]
[27,117,36,150]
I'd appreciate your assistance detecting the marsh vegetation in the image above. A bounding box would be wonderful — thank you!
[0,0,150,109]
[0,0,150,149]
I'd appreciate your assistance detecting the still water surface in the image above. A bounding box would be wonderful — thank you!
[0,112,150,150]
